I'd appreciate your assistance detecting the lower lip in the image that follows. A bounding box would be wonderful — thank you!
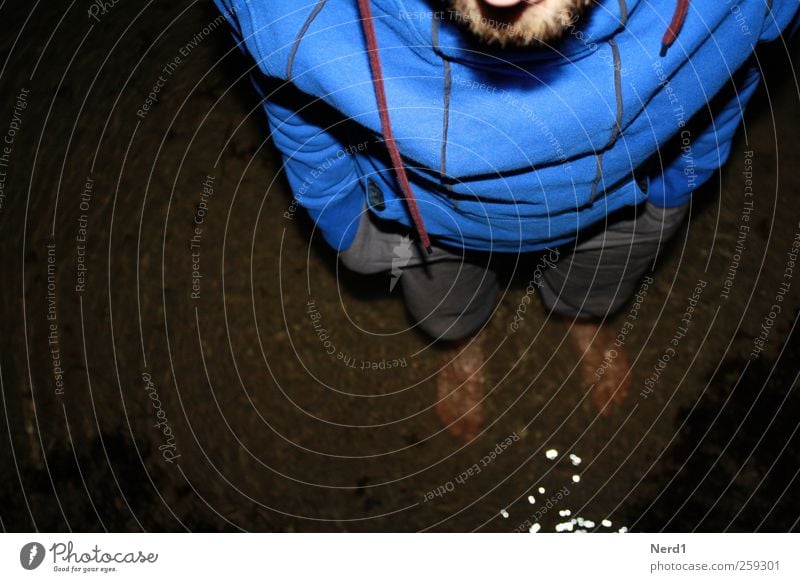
[482,0,545,6]
[481,0,526,7]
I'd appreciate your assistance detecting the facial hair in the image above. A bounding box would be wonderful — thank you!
[444,0,593,48]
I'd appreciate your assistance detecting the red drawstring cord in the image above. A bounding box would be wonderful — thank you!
[661,0,689,56]
[357,0,432,253]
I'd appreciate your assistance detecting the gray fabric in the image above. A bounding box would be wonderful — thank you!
[537,201,689,318]
[339,209,498,341]
[339,200,689,340]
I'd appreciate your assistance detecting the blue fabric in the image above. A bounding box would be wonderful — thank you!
[216,0,798,251]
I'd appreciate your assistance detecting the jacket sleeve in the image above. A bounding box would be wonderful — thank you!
[648,0,799,207]
[759,0,800,42]
[257,81,365,250]
[647,60,762,207]
[213,0,364,250]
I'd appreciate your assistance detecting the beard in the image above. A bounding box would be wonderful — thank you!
[444,0,593,48]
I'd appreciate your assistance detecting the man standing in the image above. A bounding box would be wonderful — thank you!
[214,0,798,440]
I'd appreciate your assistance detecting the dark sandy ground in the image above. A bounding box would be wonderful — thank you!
[0,1,798,532]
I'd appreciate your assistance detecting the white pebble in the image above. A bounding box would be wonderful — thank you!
[602,519,612,527]
[527,495,536,504]
[559,509,571,517]
[572,474,581,483]
[555,521,575,532]
[545,449,559,460]
[618,526,628,533]
[529,523,541,533]
[500,509,509,518]
[538,487,546,494]
[583,520,596,528]
[569,454,582,466]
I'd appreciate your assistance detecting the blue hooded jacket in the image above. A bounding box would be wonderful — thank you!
[214,0,798,252]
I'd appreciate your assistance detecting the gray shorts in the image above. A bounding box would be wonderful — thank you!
[339,201,689,341]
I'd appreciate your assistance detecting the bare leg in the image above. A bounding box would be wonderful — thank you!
[566,317,631,415]
[435,331,487,442]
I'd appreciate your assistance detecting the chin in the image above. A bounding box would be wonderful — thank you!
[445,0,593,48]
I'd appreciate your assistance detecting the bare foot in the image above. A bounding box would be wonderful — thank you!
[435,333,486,442]
[568,319,631,416]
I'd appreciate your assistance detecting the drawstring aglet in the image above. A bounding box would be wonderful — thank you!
[660,0,689,57]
